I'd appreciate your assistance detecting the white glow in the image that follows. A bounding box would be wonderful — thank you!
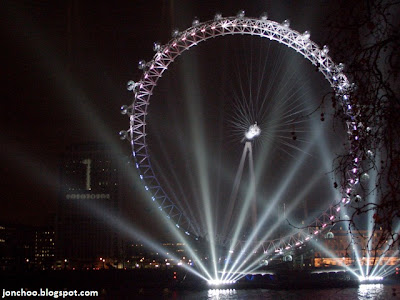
[245,123,261,140]
[126,13,355,282]
[207,279,236,285]
[358,275,383,282]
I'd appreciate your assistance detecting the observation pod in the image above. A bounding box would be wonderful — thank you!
[121,11,360,265]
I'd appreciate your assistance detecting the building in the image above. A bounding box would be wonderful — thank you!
[313,227,400,268]
[123,241,189,269]
[56,143,128,268]
[34,225,55,270]
[0,223,55,270]
[0,223,35,271]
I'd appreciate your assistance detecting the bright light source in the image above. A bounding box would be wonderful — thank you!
[358,275,383,282]
[245,123,261,140]
[207,279,236,285]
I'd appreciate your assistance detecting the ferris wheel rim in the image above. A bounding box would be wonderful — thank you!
[123,12,362,254]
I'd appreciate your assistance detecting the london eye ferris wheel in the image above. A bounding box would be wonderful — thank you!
[120,10,361,260]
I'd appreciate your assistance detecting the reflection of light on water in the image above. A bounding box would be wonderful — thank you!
[358,284,384,299]
[208,289,237,299]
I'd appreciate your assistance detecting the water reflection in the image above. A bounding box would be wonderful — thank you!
[120,284,400,299]
[199,284,398,300]
[358,284,385,299]
[208,289,237,299]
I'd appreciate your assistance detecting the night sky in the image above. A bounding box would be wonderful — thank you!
[1,0,341,234]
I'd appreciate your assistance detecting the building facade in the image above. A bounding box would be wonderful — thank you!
[34,225,56,270]
[0,223,56,271]
[314,228,400,268]
[0,224,34,271]
[56,143,127,268]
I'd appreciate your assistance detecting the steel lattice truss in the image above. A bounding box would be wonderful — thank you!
[121,12,364,255]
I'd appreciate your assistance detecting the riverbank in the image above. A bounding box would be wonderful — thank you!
[0,269,397,291]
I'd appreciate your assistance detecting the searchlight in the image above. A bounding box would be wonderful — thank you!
[207,279,236,286]
[358,275,384,282]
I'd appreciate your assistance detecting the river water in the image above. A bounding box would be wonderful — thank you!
[113,284,400,299]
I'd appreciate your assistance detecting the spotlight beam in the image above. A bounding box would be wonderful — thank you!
[342,205,365,279]
[225,125,325,278]
[228,172,323,280]
[125,14,356,285]
[369,223,400,277]
[79,193,209,281]
[146,150,202,236]
[180,57,219,279]
[221,141,258,279]
[222,142,250,238]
